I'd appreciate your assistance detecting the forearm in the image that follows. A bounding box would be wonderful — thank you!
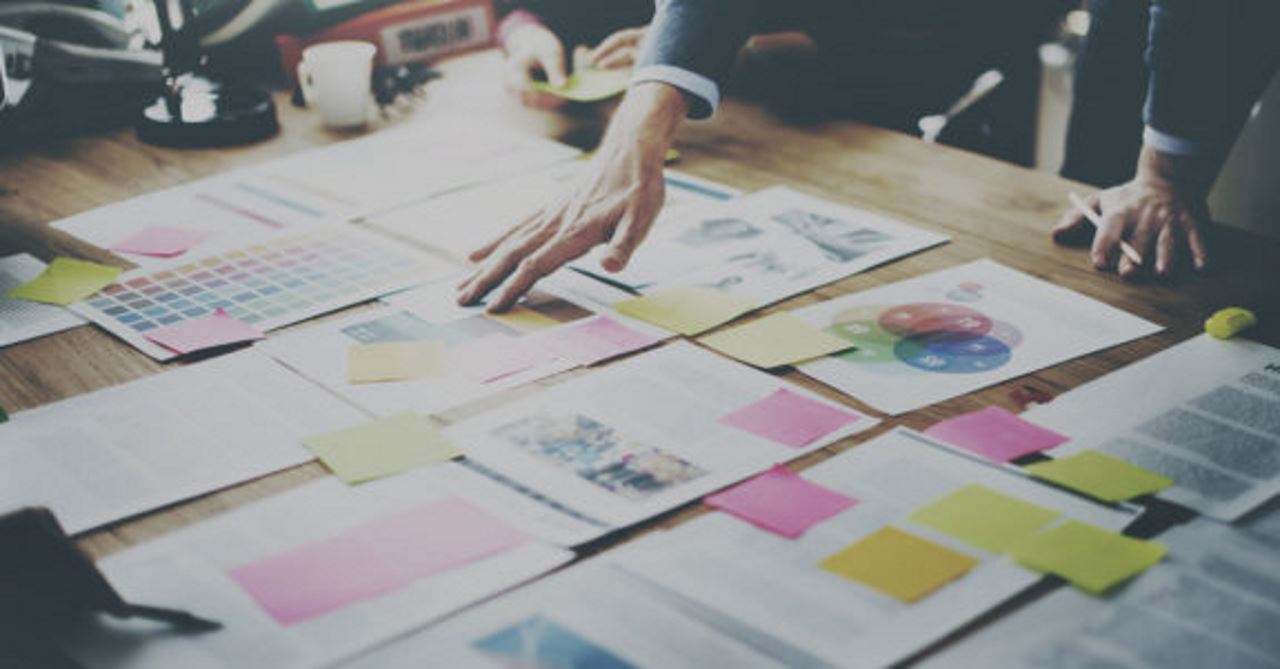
[1135,146,1218,202]
[597,82,688,168]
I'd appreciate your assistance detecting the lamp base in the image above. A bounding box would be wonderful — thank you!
[137,73,278,148]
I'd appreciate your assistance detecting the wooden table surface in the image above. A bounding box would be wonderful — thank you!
[2,48,1279,656]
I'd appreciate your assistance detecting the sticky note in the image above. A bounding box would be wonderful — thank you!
[542,315,662,366]
[109,226,210,258]
[7,257,121,305]
[483,307,560,333]
[720,388,860,448]
[347,340,446,384]
[144,308,264,354]
[909,484,1060,554]
[706,464,857,538]
[924,406,1069,462]
[1010,520,1166,594]
[530,67,631,102]
[229,498,527,625]
[1025,450,1174,502]
[699,313,854,368]
[450,334,556,383]
[613,286,757,336]
[303,412,460,484]
[820,527,979,603]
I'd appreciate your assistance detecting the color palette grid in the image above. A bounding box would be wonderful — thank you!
[72,225,448,360]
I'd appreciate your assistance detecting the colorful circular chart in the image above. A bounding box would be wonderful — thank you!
[825,300,1021,374]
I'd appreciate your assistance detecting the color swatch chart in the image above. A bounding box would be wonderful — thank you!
[72,226,450,360]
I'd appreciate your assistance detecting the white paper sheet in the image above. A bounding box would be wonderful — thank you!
[1027,334,1280,521]
[57,469,574,669]
[369,165,739,263]
[609,428,1136,668]
[0,253,85,347]
[445,342,879,546]
[919,519,1280,668]
[265,272,665,418]
[53,122,579,269]
[574,186,949,304]
[342,559,787,669]
[0,350,367,534]
[794,260,1162,414]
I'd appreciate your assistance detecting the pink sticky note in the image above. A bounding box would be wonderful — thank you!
[109,226,211,258]
[544,316,662,366]
[228,497,527,626]
[720,388,860,448]
[144,309,264,354]
[706,464,857,538]
[451,334,555,383]
[925,406,1069,462]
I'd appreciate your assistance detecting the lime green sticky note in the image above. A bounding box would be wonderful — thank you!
[614,286,757,336]
[699,313,854,368]
[1010,520,1166,595]
[1025,450,1174,502]
[7,257,121,305]
[909,484,1061,554]
[304,412,461,485]
[820,526,979,603]
[530,67,630,102]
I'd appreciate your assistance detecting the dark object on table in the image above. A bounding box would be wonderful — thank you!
[136,0,278,146]
[0,507,221,667]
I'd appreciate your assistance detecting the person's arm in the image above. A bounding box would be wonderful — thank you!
[1054,0,1280,278]
[458,0,769,310]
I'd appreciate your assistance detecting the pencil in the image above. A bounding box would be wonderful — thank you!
[1068,192,1144,266]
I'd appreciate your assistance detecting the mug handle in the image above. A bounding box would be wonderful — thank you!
[296,62,319,106]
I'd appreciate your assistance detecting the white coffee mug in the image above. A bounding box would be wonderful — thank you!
[297,41,376,129]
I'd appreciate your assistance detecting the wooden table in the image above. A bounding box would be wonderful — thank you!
[3,47,1279,657]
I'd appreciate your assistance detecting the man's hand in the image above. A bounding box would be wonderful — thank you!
[1052,146,1214,279]
[589,27,647,70]
[457,83,689,312]
[503,22,569,110]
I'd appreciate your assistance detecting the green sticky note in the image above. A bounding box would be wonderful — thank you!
[7,257,121,305]
[530,67,630,102]
[304,412,461,485]
[614,286,757,336]
[909,484,1060,554]
[699,313,854,368]
[1025,450,1174,502]
[820,526,979,603]
[1010,520,1166,595]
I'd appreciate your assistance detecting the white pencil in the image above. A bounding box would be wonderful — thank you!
[1068,192,1144,266]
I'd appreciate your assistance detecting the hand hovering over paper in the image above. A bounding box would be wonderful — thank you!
[457,82,687,311]
[1053,148,1213,280]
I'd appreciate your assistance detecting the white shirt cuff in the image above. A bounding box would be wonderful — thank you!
[631,64,721,120]
[1143,125,1210,157]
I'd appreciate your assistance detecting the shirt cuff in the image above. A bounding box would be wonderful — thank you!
[631,64,721,120]
[1142,125,1211,157]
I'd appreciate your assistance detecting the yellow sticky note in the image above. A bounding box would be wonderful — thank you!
[820,526,979,603]
[531,67,630,102]
[1025,450,1173,502]
[7,257,121,305]
[347,340,446,384]
[613,286,757,336]
[1010,521,1165,595]
[909,484,1060,554]
[699,313,854,368]
[304,412,460,484]
[484,307,560,333]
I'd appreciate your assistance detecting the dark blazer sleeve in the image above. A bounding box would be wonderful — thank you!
[1143,0,1280,156]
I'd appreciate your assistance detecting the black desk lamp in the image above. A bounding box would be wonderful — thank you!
[136,0,279,146]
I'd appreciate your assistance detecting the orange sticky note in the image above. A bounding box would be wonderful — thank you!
[820,526,979,603]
